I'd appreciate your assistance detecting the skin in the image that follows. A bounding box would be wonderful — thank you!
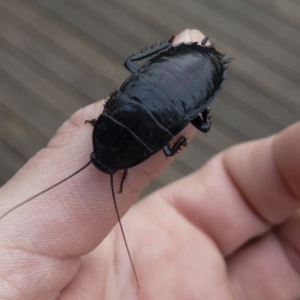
[0,29,300,300]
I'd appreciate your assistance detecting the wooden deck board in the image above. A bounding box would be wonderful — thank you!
[0,101,47,157]
[0,0,299,197]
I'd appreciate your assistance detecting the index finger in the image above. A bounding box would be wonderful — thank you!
[0,29,204,297]
[0,28,204,253]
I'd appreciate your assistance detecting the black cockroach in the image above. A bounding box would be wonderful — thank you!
[0,36,232,286]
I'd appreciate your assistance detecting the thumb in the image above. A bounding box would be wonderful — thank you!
[0,29,206,298]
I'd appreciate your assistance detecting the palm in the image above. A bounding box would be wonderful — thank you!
[70,185,228,299]
[122,195,228,299]
[62,132,300,299]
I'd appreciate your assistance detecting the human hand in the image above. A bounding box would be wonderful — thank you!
[0,29,300,299]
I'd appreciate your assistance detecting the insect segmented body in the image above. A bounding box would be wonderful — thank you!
[90,36,231,175]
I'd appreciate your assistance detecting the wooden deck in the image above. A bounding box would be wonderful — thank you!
[0,0,300,199]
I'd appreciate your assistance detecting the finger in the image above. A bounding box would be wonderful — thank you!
[0,29,204,298]
[224,124,300,300]
[157,122,300,256]
[227,231,300,300]
[227,123,300,300]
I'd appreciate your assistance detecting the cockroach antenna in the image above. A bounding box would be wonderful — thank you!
[0,160,92,221]
[110,174,140,287]
[0,161,140,287]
